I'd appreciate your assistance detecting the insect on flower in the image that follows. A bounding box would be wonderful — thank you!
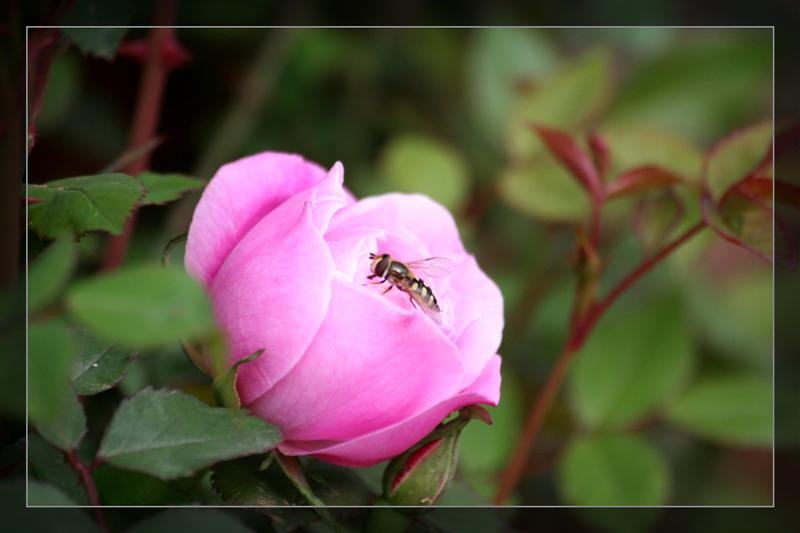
[367,252,453,321]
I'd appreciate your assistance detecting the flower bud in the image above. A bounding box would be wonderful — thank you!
[383,436,459,506]
[382,406,492,506]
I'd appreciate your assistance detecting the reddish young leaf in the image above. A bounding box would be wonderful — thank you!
[532,124,602,198]
[701,186,772,262]
[633,190,686,254]
[606,165,683,200]
[703,121,772,201]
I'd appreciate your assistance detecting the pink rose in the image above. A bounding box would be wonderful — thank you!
[185,152,503,467]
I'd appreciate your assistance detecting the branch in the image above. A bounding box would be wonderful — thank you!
[100,1,179,271]
[573,221,706,347]
[65,451,107,532]
[494,220,707,504]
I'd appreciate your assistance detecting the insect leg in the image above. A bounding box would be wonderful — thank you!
[382,285,394,294]
[407,294,417,308]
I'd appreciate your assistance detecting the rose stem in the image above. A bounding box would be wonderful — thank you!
[495,220,706,505]
[100,0,178,271]
[65,450,108,532]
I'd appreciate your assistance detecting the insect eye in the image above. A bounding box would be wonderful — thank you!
[376,256,391,275]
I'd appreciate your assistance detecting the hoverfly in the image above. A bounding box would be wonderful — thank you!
[367,253,453,320]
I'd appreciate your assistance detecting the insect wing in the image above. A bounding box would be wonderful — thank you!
[412,291,444,324]
[406,257,454,278]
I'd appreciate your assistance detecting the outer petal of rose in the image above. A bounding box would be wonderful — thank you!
[212,167,347,401]
[185,152,326,287]
[448,255,504,389]
[382,193,466,259]
[245,279,464,442]
[277,354,501,467]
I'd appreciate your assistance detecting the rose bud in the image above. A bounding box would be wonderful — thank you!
[184,152,503,467]
[382,406,492,506]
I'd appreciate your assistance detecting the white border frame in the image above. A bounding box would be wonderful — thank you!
[24,25,776,510]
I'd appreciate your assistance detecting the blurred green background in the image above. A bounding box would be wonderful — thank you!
[19,23,784,530]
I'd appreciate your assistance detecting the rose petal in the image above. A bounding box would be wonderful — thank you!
[211,167,348,400]
[185,152,327,286]
[328,193,464,259]
[278,354,502,467]
[377,193,466,259]
[245,279,464,442]
[448,256,504,389]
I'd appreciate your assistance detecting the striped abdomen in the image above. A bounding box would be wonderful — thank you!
[402,276,440,313]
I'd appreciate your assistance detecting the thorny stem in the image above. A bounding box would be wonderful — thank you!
[65,451,107,532]
[494,220,706,505]
[100,0,178,271]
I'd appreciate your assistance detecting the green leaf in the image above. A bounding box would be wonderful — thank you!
[632,190,685,252]
[35,391,87,452]
[274,453,343,532]
[705,121,772,201]
[1,480,100,532]
[466,29,558,143]
[27,323,85,453]
[93,465,190,506]
[601,125,704,183]
[136,172,206,205]
[506,47,612,160]
[28,239,78,314]
[62,28,126,59]
[213,349,265,408]
[27,173,145,239]
[610,36,771,141]
[28,434,88,505]
[684,271,771,370]
[568,295,694,429]
[702,181,773,261]
[666,375,772,446]
[558,434,670,506]
[70,328,138,395]
[498,155,591,222]
[379,134,469,211]
[28,480,81,506]
[98,388,282,480]
[211,455,303,506]
[66,265,216,350]
[126,510,255,533]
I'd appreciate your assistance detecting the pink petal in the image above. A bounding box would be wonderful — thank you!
[211,166,348,400]
[448,256,504,389]
[277,355,502,467]
[245,279,464,443]
[185,152,327,287]
[329,193,465,259]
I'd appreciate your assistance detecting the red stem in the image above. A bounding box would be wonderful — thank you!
[65,451,107,532]
[494,220,706,505]
[574,220,706,347]
[100,1,178,271]
[589,193,602,248]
